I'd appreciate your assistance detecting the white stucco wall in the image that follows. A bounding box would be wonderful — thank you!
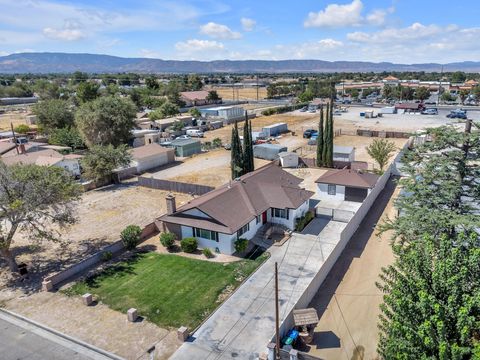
[135,153,171,173]
[180,225,235,254]
[317,183,346,200]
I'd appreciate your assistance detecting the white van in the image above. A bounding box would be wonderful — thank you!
[186,129,204,138]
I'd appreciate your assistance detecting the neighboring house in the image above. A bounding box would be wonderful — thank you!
[129,143,175,173]
[315,169,379,203]
[159,163,314,254]
[180,91,212,107]
[200,106,244,123]
[1,149,82,177]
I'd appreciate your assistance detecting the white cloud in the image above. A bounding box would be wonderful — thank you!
[199,22,242,39]
[241,18,256,32]
[347,23,446,43]
[43,24,86,41]
[175,39,225,52]
[304,0,363,28]
[318,39,344,48]
[304,0,394,28]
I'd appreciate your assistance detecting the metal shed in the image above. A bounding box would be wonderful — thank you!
[278,152,299,168]
[262,122,288,137]
[170,138,202,157]
[253,144,287,160]
[333,145,355,162]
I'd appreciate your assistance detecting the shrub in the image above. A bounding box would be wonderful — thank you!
[181,237,198,253]
[121,225,142,250]
[14,124,31,134]
[160,232,176,249]
[101,251,113,262]
[234,238,249,253]
[295,211,314,232]
[202,248,214,258]
[212,138,222,148]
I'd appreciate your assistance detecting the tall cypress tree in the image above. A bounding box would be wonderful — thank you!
[242,112,254,173]
[230,120,243,179]
[325,97,334,167]
[316,105,324,167]
[322,101,330,165]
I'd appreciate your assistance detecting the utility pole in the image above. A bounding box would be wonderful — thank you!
[256,74,259,101]
[11,122,18,154]
[275,262,280,360]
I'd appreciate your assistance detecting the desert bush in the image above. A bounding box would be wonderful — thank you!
[121,225,142,250]
[234,238,249,253]
[202,248,214,258]
[160,232,176,249]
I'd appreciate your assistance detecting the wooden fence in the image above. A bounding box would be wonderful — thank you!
[138,176,215,195]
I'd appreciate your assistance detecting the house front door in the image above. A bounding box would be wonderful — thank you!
[262,211,267,224]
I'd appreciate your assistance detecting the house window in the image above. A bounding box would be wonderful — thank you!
[272,208,289,219]
[193,228,219,242]
[237,223,250,237]
[256,215,261,224]
[328,184,336,195]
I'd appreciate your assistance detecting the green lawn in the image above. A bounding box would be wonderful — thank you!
[66,252,267,329]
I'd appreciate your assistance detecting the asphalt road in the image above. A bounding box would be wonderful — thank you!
[0,311,119,360]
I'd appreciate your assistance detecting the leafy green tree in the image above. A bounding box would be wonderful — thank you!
[81,144,132,182]
[242,113,254,174]
[316,105,324,167]
[441,92,456,102]
[459,89,470,104]
[33,79,60,100]
[187,74,203,91]
[366,138,396,172]
[121,225,142,250]
[75,96,136,147]
[451,71,467,83]
[71,71,88,84]
[189,107,201,118]
[76,81,99,103]
[48,127,85,151]
[148,101,179,120]
[378,232,480,360]
[206,90,221,103]
[415,86,431,101]
[377,122,480,359]
[0,163,81,272]
[33,99,74,134]
[230,121,243,179]
[298,89,314,103]
[145,76,159,90]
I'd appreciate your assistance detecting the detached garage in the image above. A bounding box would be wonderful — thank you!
[315,169,379,203]
[130,143,175,173]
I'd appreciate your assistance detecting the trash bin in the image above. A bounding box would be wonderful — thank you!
[18,263,28,275]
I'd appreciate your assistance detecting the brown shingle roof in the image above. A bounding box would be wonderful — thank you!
[1,149,63,166]
[160,163,314,234]
[315,169,379,189]
[180,90,210,101]
[130,143,173,160]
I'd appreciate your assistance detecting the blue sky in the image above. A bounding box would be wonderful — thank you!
[0,0,479,63]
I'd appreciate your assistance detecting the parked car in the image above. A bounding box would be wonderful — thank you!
[303,129,316,138]
[308,108,316,113]
[299,107,307,112]
[186,129,204,137]
[175,135,191,140]
[224,143,231,150]
[422,108,438,115]
[446,110,467,119]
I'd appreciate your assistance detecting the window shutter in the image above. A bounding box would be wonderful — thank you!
[286,209,289,220]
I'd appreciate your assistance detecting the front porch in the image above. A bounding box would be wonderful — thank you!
[250,222,292,249]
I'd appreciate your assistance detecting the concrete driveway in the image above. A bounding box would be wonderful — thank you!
[305,177,398,360]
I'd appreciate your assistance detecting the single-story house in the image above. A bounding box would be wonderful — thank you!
[278,152,299,168]
[130,143,175,173]
[315,169,379,203]
[169,138,202,157]
[333,145,355,162]
[2,149,82,177]
[180,91,214,107]
[159,163,314,254]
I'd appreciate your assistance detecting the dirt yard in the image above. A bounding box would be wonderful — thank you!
[0,182,193,289]
[148,149,270,188]
[0,111,32,131]
[210,86,268,101]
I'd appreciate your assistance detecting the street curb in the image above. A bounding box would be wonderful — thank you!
[0,308,125,360]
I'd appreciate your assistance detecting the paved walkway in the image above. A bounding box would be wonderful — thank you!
[0,309,119,360]
[305,178,398,360]
[171,218,347,360]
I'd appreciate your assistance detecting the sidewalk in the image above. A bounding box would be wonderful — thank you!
[171,218,347,360]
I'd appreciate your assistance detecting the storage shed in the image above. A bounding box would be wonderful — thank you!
[253,144,287,160]
[170,138,202,157]
[262,123,288,137]
[278,152,299,168]
[333,145,355,162]
[130,143,175,173]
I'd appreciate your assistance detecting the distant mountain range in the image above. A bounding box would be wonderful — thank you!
[1,52,480,74]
